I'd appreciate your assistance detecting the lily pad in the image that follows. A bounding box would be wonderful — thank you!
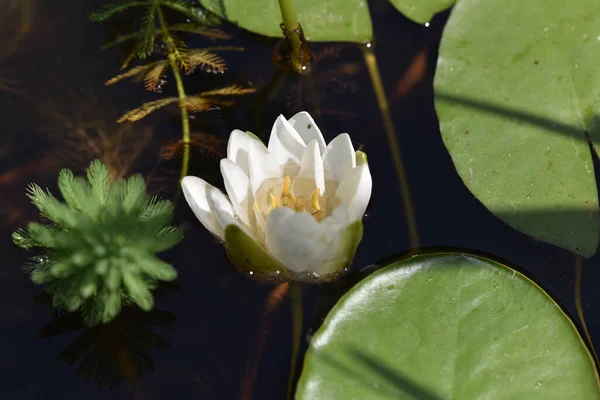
[199,0,373,42]
[434,0,600,257]
[388,0,455,24]
[296,253,599,399]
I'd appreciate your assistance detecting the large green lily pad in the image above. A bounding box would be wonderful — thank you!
[434,0,600,257]
[296,253,599,399]
[199,0,373,42]
[388,0,455,24]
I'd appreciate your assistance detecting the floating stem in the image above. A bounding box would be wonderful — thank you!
[362,44,420,249]
[575,254,599,365]
[277,0,304,73]
[156,3,191,180]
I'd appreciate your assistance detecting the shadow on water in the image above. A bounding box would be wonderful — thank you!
[35,283,177,390]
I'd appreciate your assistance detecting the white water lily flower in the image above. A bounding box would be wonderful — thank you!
[182,112,372,282]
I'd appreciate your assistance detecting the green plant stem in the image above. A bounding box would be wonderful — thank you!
[277,0,303,72]
[362,44,420,249]
[575,255,598,365]
[156,3,191,180]
[287,282,303,400]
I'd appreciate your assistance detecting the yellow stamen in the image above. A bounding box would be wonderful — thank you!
[281,175,293,207]
[312,210,325,222]
[269,192,278,210]
[311,188,321,212]
[294,196,305,212]
[282,176,291,195]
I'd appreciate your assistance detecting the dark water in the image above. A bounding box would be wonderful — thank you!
[1,0,598,399]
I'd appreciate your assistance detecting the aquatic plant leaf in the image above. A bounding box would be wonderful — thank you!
[121,49,138,70]
[387,0,454,24]
[164,33,190,71]
[135,1,158,58]
[13,160,181,326]
[167,23,232,40]
[26,184,77,228]
[198,85,257,96]
[58,169,84,211]
[117,97,178,122]
[434,0,600,257]
[102,32,141,49]
[105,61,165,86]
[86,160,111,206]
[297,253,600,399]
[143,60,168,91]
[180,95,235,112]
[158,133,221,159]
[89,0,147,22]
[198,0,373,42]
[185,49,226,73]
[180,97,216,112]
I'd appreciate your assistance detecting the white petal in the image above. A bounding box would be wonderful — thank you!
[335,164,372,222]
[268,115,306,166]
[265,208,334,273]
[322,134,356,181]
[253,203,267,240]
[248,140,282,195]
[295,140,325,194]
[181,176,224,239]
[227,129,265,175]
[289,111,326,154]
[320,204,350,237]
[220,159,251,226]
[206,184,245,235]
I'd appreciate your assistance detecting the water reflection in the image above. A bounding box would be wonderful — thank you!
[36,284,176,390]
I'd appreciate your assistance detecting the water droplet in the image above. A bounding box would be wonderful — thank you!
[493,282,500,289]
[387,285,395,292]
[249,271,254,275]
[535,381,543,389]
[508,153,512,157]
[526,196,530,199]
[276,270,281,274]
[574,64,579,68]
[424,22,430,27]
[530,182,534,186]
[451,297,456,301]
[374,383,380,389]
[428,278,432,282]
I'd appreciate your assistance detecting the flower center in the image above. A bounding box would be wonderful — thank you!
[268,176,325,221]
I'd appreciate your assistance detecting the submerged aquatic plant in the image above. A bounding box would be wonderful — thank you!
[91,0,256,178]
[13,160,182,326]
[182,112,372,282]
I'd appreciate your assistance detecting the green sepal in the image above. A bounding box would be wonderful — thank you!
[320,220,363,276]
[355,151,368,166]
[224,224,291,283]
[224,220,364,284]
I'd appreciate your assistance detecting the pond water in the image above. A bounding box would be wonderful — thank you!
[1,0,598,399]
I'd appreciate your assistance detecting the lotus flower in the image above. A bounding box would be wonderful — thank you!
[182,112,372,282]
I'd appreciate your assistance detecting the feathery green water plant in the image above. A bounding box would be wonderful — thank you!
[90,0,256,179]
[12,160,182,326]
